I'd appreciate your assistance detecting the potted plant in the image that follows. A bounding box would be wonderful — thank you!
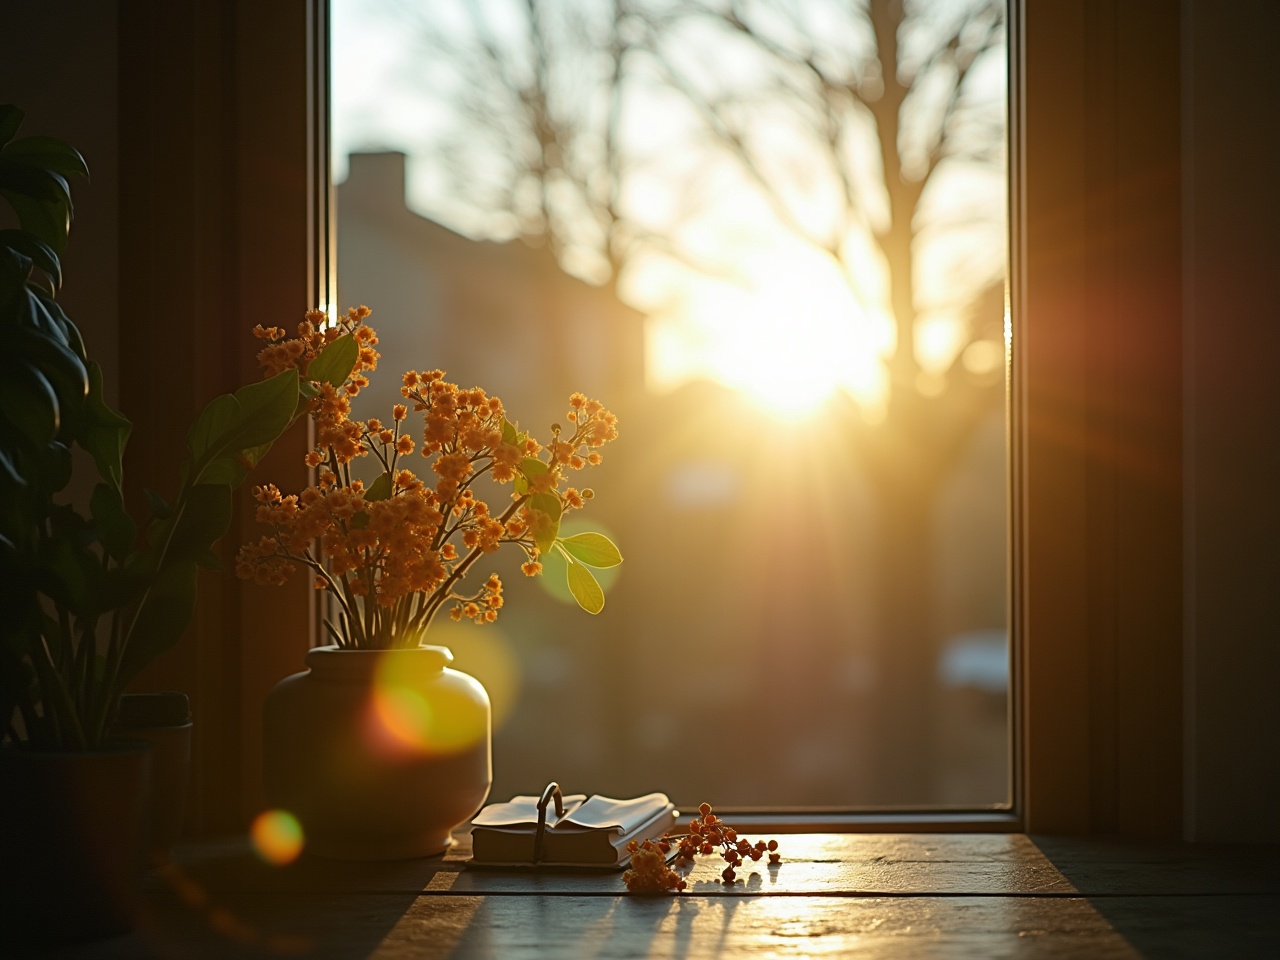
[0,104,306,941]
[238,307,622,859]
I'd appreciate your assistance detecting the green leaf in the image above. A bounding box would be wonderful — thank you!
[558,532,623,568]
[185,367,298,483]
[0,229,61,290]
[118,559,199,688]
[90,483,136,561]
[16,326,88,428]
[306,333,358,387]
[80,564,147,620]
[501,418,519,445]
[163,484,233,566]
[0,188,70,252]
[196,549,222,571]
[196,440,273,488]
[143,487,172,521]
[0,106,23,147]
[77,362,131,496]
[1,136,90,180]
[184,394,236,462]
[514,456,549,495]
[0,159,71,208]
[366,471,393,502]
[38,530,89,610]
[566,559,605,615]
[528,491,562,558]
[39,440,72,494]
[0,360,59,446]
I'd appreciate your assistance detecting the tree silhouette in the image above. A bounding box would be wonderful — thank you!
[367,0,1007,803]
[649,0,1007,801]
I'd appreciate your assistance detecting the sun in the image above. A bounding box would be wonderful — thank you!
[649,242,888,420]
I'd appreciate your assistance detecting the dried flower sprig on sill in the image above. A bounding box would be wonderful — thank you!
[623,803,780,894]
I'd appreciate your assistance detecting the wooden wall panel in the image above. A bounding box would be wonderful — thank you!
[1017,0,1182,835]
[118,0,322,832]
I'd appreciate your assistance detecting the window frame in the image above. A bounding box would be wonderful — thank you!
[290,0,1185,834]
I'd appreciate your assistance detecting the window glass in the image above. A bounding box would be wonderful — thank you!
[331,0,1008,808]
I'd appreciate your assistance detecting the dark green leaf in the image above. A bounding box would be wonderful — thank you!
[566,559,605,615]
[38,533,89,611]
[118,559,199,688]
[0,229,60,291]
[306,333,358,387]
[90,483,136,561]
[528,491,562,558]
[0,360,58,446]
[78,362,131,495]
[39,440,72,494]
[196,440,273,488]
[196,549,222,571]
[365,472,393,502]
[0,106,23,147]
[185,367,298,483]
[163,484,233,566]
[16,325,88,427]
[0,188,70,252]
[79,564,147,620]
[0,446,25,489]
[558,532,623,568]
[0,159,71,208]
[2,136,90,179]
[143,487,172,521]
[185,394,237,462]
[34,291,85,358]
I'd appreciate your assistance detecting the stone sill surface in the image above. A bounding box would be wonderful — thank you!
[23,833,1280,958]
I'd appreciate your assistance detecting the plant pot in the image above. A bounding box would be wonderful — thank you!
[113,692,192,864]
[0,741,152,944]
[264,644,491,860]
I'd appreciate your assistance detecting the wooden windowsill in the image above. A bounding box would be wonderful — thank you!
[39,833,1280,958]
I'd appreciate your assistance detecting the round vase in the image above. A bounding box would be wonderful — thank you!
[263,644,491,860]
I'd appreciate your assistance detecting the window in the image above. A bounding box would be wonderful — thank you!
[330,0,1010,811]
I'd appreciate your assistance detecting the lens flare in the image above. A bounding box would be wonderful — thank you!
[368,652,489,756]
[250,810,304,866]
[372,683,435,752]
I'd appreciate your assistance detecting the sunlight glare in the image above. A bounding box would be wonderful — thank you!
[684,244,886,420]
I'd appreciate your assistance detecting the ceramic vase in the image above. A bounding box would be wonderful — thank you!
[263,644,491,860]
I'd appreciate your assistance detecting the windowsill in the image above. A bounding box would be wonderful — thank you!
[42,831,1280,957]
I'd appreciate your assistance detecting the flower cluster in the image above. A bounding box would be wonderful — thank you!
[623,838,686,894]
[622,803,780,895]
[236,307,620,648]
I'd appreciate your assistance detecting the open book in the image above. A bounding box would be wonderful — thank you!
[469,791,678,869]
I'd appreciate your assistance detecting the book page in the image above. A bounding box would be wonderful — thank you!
[556,793,672,833]
[469,794,587,829]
